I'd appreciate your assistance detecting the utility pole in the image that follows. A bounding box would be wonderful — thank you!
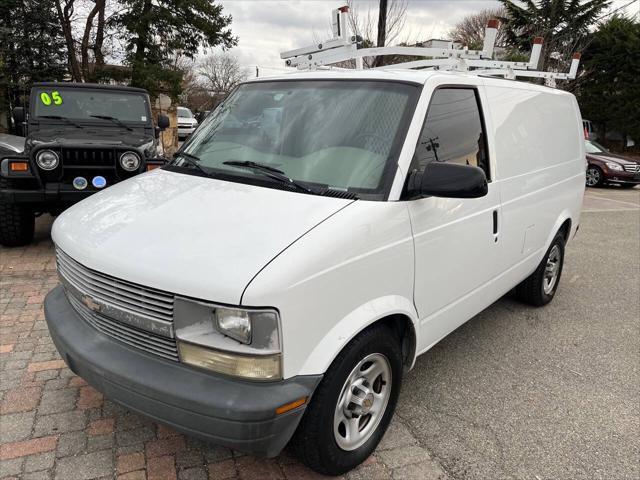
[373,0,388,67]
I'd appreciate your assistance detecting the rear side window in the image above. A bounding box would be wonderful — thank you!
[413,88,490,179]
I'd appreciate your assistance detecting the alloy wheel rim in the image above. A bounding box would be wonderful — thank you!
[543,245,561,294]
[586,168,600,186]
[333,353,392,451]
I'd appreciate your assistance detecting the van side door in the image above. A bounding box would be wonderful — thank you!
[406,86,503,353]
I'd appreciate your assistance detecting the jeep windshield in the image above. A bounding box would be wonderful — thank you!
[177,80,419,200]
[32,87,151,125]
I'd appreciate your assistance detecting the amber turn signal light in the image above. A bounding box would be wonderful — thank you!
[146,164,161,171]
[275,397,307,415]
[9,161,29,172]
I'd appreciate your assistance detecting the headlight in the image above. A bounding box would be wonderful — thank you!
[606,162,623,171]
[216,307,252,344]
[119,151,141,171]
[35,150,59,170]
[173,298,281,380]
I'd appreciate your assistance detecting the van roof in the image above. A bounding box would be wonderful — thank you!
[245,69,571,95]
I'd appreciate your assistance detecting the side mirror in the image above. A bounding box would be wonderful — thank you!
[157,114,170,131]
[12,107,25,124]
[419,162,488,198]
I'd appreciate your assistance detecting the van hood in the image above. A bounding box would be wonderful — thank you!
[52,169,354,305]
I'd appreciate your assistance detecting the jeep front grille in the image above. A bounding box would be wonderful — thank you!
[61,148,116,167]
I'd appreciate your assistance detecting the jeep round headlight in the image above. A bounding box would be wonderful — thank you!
[119,151,141,171]
[35,150,59,170]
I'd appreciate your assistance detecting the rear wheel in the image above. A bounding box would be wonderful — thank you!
[516,233,565,306]
[293,323,403,476]
[0,178,35,247]
[585,165,603,187]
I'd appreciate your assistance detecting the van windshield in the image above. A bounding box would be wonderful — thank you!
[32,88,150,124]
[181,80,418,198]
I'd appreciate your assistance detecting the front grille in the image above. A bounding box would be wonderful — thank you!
[67,294,179,361]
[61,148,116,167]
[623,164,640,173]
[56,248,179,361]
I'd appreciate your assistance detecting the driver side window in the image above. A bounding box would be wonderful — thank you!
[412,87,490,180]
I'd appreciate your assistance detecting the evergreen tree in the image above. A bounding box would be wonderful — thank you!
[113,0,236,97]
[0,0,66,132]
[576,15,640,148]
[499,0,611,71]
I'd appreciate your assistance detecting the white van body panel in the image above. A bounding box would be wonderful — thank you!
[52,169,352,305]
[241,201,416,378]
[483,80,584,276]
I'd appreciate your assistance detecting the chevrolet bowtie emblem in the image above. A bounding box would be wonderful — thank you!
[82,295,101,312]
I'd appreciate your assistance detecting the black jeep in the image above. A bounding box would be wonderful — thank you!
[0,82,170,246]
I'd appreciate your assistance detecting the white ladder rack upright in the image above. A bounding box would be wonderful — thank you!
[280,6,581,87]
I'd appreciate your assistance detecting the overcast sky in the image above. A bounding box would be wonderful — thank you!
[216,0,639,75]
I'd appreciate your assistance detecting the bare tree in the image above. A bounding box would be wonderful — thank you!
[54,0,107,82]
[324,0,408,68]
[55,0,82,81]
[199,53,249,96]
[449,8,507,50]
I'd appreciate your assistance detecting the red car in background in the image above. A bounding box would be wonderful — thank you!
[585,140,640,188]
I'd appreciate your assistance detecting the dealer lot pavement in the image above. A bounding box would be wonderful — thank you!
[1,187,638,480]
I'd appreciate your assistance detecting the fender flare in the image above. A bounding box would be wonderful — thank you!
[542,210,573,257]
[299,295,420,376]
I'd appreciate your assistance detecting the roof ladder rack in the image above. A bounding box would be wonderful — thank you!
[280,5,581,87]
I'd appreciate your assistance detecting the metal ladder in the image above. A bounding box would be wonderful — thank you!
[280,6,581,87]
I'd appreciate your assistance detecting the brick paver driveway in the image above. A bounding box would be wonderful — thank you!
[0,218,444,480]
[1,185,638,480]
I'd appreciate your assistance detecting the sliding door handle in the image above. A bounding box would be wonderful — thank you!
[492,210,499,242]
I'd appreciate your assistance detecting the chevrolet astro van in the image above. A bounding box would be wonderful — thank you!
[44,70,585,475]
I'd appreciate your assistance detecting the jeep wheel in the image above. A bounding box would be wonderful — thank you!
[0,179,35,247]
[293,324,403,475]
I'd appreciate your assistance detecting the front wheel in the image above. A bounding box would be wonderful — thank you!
[293,324,403,476]
[585,165,603,187]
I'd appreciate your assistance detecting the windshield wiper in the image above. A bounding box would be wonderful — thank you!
[223,160,318,195]
[38,115,83,129]
[90,115,133,131]
[173,152,216,178]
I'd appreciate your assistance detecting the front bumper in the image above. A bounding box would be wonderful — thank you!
[0,184,96,205]
[44,286,321,457]
[603,170,640,184]
[177,125,197,137]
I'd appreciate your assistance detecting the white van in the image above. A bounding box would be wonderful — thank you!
[45,69,585,475]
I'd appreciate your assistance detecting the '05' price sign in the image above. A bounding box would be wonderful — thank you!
[39,91,63,106]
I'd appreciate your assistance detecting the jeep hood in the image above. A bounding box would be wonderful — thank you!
[28,127,154,149]
[52,169,354,305]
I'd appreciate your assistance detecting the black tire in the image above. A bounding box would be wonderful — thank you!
[585,165,604,187]
[293,323,403,476]
[516,233,565,306]
[0,178,35,247]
